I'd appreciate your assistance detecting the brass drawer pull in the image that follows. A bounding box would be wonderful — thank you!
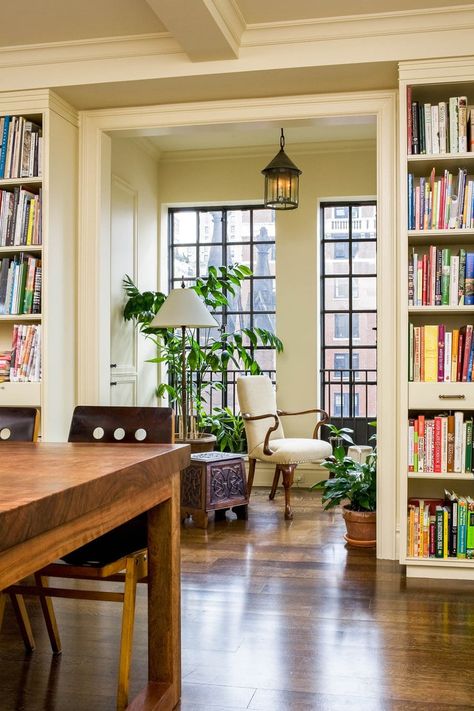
[438,394,466,400]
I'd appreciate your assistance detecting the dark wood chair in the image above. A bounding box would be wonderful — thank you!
[10,405,174,711]
[0,407,39,652]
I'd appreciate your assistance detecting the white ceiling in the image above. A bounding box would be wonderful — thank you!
[0,0,471,47]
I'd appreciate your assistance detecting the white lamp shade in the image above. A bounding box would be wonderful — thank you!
[150,286,218,328]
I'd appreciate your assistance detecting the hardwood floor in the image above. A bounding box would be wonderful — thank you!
[2,488,474,710]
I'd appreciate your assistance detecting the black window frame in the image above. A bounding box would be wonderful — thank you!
[168,205,277,411]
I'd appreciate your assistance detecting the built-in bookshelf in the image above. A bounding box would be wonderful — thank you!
[0,91,77,441]
[400,59,474,580]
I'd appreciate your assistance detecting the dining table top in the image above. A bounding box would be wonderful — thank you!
[0,441,190,579]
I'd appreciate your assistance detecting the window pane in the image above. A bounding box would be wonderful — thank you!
[228,279,251,311]
[352,241,376,274]
[325,278,349,310]
[173,211,196,244]
[353,204,377,239]
[227,210,250,243]
[324,206,349,240]
[173,246,196,280]
[227,244,250,270]
[199,211,222,244]
[333,313,349,341]
[253,242,275,276]
[353,277,376,309]
[353,313,376,345]
[254,348,276,371]
[253,279,275,312]
[200,244,223,275]
[253,209,276,241]
[254,313,275,332]
[324,243,349,274]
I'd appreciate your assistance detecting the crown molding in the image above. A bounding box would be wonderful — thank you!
[243,5,474,46]
[399,55,474,83]
[0,32,180,70]
[158,139,376,163]
[128,136,162,161]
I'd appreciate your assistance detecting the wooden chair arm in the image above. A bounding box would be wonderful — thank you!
[277,408,329,439]
[242,412,279,456]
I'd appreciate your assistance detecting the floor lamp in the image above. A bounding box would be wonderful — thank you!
[150,282,218,441]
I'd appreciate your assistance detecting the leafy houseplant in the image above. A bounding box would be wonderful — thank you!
[312,424,377,547]
[123,264,283,442]
[199,406,247,453]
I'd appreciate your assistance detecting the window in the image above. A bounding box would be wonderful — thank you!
[169,206,277,411]
[320,201,377,444]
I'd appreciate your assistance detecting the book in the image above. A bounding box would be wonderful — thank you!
[465,252,474,305]
[466,500,474,559]
[424,325,438,382]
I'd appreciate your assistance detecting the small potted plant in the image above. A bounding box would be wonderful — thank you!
[312,424,377,547]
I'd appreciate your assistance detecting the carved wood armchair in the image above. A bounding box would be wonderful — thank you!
[237,375,331,520]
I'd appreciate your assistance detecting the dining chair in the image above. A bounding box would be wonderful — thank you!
[9,405,174,711]
[0,407,39,652]
[237,375,332,520]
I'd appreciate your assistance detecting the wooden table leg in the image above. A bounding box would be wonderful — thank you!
[127,470,181,710]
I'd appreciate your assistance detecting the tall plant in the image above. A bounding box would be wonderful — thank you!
[123,264,283,431]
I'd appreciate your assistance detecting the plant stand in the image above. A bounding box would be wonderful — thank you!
[181,452,249,529]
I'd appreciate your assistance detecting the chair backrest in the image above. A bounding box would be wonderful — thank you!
[68,406,174,444]
[0,407,39,442]
[237,376,284,455]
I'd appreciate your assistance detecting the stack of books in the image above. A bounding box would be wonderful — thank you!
[0,116,42,179]
[0,255,42,315]
[407,168,474,230]
[408,413,473,474]
[408,323,474,382]
[408,248,474,306]
[10,323,41,382]
[407,93,471,156]
[407,493,474,559]
[0,187,42,246]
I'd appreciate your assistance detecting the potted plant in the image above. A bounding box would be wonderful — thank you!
[123,264,283,446]
[199,406,247,454]
[312,424,377,547]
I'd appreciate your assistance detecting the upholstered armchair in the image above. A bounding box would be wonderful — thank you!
[237,375,331,520]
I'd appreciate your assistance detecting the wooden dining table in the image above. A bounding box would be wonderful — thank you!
[0,441,190,710]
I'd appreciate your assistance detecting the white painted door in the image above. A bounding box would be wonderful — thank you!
[110,175,138,405]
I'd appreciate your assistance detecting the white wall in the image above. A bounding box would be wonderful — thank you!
[111,138,159,406]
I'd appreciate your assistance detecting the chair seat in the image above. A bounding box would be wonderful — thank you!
[251,438,332,465]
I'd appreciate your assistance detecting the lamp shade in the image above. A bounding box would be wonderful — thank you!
[150,285,218,329]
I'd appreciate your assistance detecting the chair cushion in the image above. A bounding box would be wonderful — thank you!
[250,438,332,465]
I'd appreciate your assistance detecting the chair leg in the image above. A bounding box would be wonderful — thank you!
[269,465,280,500]
[117,554,141,711]
[9,593,35,652]
[34,573,62,654]
[281,464,296,520]
[247,458,256,497]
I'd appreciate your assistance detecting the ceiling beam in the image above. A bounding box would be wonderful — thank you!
[145,0,244,61]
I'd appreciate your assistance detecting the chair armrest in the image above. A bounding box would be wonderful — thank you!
[242,412,279,456]
[277,408,329,439]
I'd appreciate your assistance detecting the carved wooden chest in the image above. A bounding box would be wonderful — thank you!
[181,452,248,528]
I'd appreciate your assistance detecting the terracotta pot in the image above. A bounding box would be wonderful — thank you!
[342,505,376,548]
[175,433,216,454]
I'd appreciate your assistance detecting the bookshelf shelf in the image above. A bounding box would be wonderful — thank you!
[0,246,42,254]
[408,472,474,480]
[409,306,474,313]
[0,177,42,187]
[0,314,42,321]
[0,381,41,406]
[400,64,474,580]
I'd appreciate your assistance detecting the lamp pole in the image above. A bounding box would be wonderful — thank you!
[181,325,187,442]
